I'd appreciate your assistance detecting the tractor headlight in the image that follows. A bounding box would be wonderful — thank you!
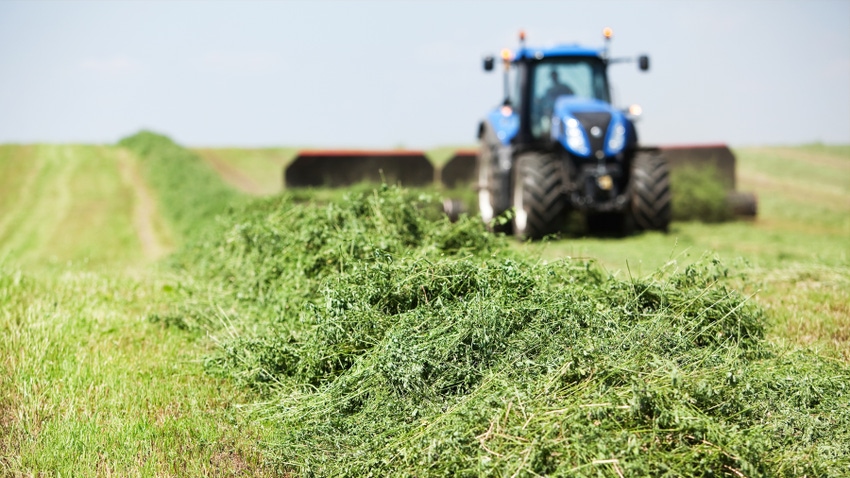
[605,116,627,155]
[565,117,590,156]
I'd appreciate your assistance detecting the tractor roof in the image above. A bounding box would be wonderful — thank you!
[513,44,604,61]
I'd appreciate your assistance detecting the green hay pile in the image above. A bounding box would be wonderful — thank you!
[161,185,847,476]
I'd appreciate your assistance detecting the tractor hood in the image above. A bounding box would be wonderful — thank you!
[551,96,632,159]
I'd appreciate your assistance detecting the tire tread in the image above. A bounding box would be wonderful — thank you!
[514,153,568,239]
[631,152,672,231]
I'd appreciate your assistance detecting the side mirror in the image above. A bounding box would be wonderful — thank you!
[483,56,494,72]
[638,55,650,71]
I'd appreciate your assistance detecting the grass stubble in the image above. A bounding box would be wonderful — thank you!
[0,269,272,476]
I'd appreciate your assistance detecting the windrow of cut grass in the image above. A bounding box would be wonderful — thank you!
[119,131,243,244]
[160,184,849,477]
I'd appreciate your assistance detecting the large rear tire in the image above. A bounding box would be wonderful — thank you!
[512,152,568,240]
[631,151,671,231]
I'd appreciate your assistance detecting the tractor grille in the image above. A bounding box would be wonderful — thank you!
[573,112,611,157]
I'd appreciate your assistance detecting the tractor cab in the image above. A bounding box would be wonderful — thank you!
[483,30,648,153]
[515,49,617,152]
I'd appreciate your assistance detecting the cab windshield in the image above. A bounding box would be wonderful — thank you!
[531,57,610,103]
[528,57,610,138]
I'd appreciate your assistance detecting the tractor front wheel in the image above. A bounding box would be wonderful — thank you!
[477,140,511,233]
[512,152,568,240]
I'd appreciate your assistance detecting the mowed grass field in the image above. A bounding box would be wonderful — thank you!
[0,144,272,475]
[1,138,848,475]
[0,145,168,269]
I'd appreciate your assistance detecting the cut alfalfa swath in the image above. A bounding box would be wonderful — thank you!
[158,184,848,477]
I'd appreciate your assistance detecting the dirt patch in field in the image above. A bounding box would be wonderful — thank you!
[117,150,171,260]
[207,440,281,477]
[198,150,264,195]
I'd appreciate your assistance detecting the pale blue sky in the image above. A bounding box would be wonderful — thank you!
[1,0,848,148]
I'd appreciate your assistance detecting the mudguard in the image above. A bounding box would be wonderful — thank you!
[485,108,520,146]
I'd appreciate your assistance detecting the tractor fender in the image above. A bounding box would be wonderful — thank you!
[482,108,520,146]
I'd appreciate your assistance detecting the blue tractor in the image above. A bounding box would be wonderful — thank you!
[478,29,671,239]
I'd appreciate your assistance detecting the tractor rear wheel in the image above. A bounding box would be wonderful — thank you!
[631,151,671,231]
[512,152,568,240]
